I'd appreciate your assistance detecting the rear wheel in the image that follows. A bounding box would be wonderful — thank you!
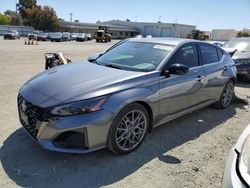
[107,103,149,154]
[213,80,234,109]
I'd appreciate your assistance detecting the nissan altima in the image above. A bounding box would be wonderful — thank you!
[17,38,237,154]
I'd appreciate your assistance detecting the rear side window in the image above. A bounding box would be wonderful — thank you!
[217,49,224,61]
[200,44,219,65]
[168,44,199,68]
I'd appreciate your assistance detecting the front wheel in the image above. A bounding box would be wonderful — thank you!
[213,80,234,109]
[107,103,149,154]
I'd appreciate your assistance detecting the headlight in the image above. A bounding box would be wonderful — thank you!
[238,134,250,185]
[51,96,107,116]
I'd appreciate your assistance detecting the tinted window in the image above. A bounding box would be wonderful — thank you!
[200,45,219,65]
[169,44,199,68]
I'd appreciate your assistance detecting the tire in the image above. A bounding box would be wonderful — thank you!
[96,39,99,42]
[108,37,111,42]
[213,80,234,109]
[107,103,149,154]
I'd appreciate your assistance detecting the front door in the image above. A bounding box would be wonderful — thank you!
[159,44,206,121]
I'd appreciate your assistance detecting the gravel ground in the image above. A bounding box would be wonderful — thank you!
[0,38,249,188]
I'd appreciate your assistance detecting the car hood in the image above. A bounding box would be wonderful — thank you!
[223,47,250,60]
[20,61,149,108]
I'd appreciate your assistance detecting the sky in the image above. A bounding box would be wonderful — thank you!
[1,0,250,31]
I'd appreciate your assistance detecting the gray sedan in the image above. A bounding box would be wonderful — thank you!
[18,38,237,154]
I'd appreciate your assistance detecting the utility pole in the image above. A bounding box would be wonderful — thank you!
[15,0,18,14]
[70,13,73,22]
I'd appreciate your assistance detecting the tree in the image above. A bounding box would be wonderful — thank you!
[25,6,59,31]
[74,19,79,22]
[237,31,250,37]
[0,13,10,25]
[4,10,23,25]
[17,0,37,19]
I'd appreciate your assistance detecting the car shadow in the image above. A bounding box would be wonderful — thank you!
[0,104,243,188]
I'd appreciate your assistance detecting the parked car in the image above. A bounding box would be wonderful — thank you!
[76,33,87,41]
[135,34,143,38]
[17,38,236,154]
[207,41,225,47]
[28,33,38,40]
[71,33,78,40]
[47,32,53,40]
[37,33,48,41]
[62,32,72,41]
[50,32,63,42]
[4,30,20,39]
[86,33,92,40]
[222,37,250,82]
[222,124,250,188]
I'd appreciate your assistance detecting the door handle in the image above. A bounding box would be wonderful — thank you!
[195,75,204,82]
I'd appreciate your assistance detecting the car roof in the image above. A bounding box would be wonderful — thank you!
[127,37,197,46]
[231,37,250,41]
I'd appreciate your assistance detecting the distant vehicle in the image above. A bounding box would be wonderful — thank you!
[50,32,63,42]
[86,33,92,40]
[222,37,250,81]
[4,30,20,40]
[47,32,54,40]
[28,33,38,40]
[146,35,152,38]
[17,38,236,154]
[62,32,72,41]
[96,26,111,43]
[71,33,78,40]
[37,33,48,41]
[135,35,143,38]
[187,30,209,40]
[207,41,225,47]
[76,33,87,42]
[222,124,250,188]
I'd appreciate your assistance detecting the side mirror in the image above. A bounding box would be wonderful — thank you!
[87,52,103,62]
[167,64,189,75]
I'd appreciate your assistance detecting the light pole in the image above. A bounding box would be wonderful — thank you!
[70,13,73,22]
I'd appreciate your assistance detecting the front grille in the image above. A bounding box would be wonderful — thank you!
[97,32,103,37]
[18,94,44,138]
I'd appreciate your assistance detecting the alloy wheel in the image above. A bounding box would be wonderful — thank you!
[115,110,147,151]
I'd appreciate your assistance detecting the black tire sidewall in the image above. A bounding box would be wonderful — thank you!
[107,103,149,154]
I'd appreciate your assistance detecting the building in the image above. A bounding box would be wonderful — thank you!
[0,25,34,36]
[59,21,139,39]
[211,29,237,41]
[100,20,196,38]
[60,20,196,39]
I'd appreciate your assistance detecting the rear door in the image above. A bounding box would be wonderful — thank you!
[198,44,227,101]
[159,43,206,117]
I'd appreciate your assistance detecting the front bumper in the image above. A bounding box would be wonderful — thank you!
[222,148,246,188]
[18,96,114,153]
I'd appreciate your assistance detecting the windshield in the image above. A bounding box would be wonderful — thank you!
[222,39,250,52]
[77,33,85,36]
[51,32,62,37]
[97,41,174,72]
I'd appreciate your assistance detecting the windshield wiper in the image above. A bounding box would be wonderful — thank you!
[104,63,124,70]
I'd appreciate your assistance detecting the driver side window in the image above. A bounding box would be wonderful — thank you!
[168,44,199,68]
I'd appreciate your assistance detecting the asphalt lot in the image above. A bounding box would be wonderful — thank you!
[0,38,250,188]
